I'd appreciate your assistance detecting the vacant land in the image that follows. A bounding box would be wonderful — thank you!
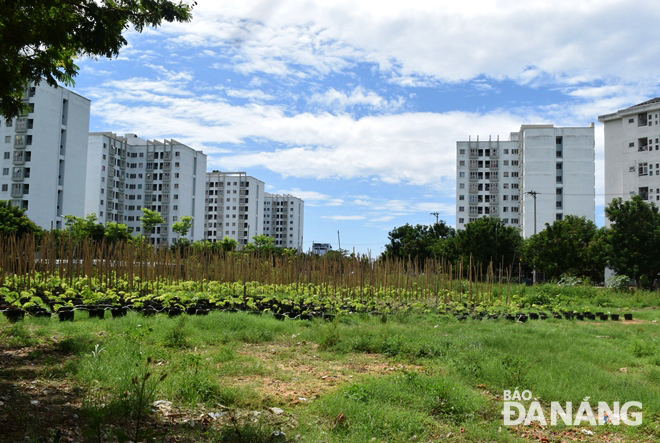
[1,308,658,443]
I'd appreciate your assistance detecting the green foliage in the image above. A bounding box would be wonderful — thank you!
[104,222,130,241]
[454,217,522,271]
[171,215,193,238]
[606,275,632,292]
[524,216,607,282]
[0,200,41,237]
[140,208,165,238]
[0,0,195,119]
[605,196,660,287]
[382,222,456,262]
[221,236,239,252]
[64,213,106,241]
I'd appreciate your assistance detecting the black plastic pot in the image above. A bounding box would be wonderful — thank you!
[599,314,609,321]
[529,312,539,320]
[141,306,157,316]
[58,308,74,322]
[624,313,633,321]
[3,308,25,322]
[186,307,198,315]
[168,307,183,317]
[111,307,127,318]
[553,313,562,319]
[517,314,528,323]
[586,313,596,320]
[610,314,620,321]
[576,313,584,320]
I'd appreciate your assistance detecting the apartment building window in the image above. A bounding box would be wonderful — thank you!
[639,162,649,176]
[4,136,9,143]
[511,160,519,166]
[3,152,8,159]
[511,172,519,178]
[1,185,7,192]
[511,206,519,212]
[511,184,519,189]
[458,206,464,212]
[2,168,8,175]
[5,119,12,127]
[556,214,563,221]
[459,160,465,167]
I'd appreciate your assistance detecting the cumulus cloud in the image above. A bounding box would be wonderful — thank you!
[155,0,660,88]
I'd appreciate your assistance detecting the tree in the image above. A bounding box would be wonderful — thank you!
[382,222,456,262]
[0,201,41,237]
[605,196,660,288]
[64,213,105,241]
[454,217,522,272]
[0,0,195,118]
[104,221,130,242]
[252,234,275,253]
[220,236,238,252]
[523,216,607,282]
[140,208,164,241]
[171,215,193,239]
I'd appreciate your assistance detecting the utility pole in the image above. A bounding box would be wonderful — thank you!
[430,212,439,224]
[526,191,538,284]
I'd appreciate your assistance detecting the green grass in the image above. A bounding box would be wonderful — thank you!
[0,307,658,442]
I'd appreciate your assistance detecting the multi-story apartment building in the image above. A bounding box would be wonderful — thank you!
[456,124,595,237]
[264,193,304,250]
[0,82,91,229]
[599,99,660,217]
[204,171,265,246]
[203,171,305,250]
[87,133,207,243]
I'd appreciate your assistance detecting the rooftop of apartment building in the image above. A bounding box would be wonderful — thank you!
[599,98,660,122]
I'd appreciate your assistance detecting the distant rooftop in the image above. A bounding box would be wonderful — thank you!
[622,98,660,111]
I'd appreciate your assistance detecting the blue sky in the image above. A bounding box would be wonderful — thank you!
[69,0,660,254]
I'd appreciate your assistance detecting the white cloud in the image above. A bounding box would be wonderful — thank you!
[308,86,404,112]
[154,0,660,88]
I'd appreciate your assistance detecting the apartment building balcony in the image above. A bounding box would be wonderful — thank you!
[161,205,170,214]
[161,195,170,204]
[147,152,155,161]
[11,186,23,199]
[14,136,25,149]
[15,117,27,133]
[11,168,24,181]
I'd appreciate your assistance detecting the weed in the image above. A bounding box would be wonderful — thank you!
[163,316,189,348]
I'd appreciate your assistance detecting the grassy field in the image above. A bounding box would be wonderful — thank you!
[1,306,659,443]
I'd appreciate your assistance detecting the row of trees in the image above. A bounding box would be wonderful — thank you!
[383,196,660,287]
[0,202,300,255]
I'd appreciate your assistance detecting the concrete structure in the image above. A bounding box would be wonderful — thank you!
[203,172,305,250]
[0,82,90,229]
[599,99,660,221]
[312,242,333,255]
[204,171,265,246]
[264,193,304,250]
[87,133,207,244]
[456,124,595,237]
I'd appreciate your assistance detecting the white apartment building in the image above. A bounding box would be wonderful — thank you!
[599,99,660,218]
[456,124,595,237]
[0,82,91,229]
[203,172,305,250]
[87,133,207,244]
[264,193,304,250]
[204,171,265,246]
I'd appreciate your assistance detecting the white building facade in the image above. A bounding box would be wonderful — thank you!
[599,99,660,221]
[0,82,91,229]
[204,171,265,246]
[203,172,305,250]
[456,124,595,237]
[87,132,207,244]
[264,193,304,250]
